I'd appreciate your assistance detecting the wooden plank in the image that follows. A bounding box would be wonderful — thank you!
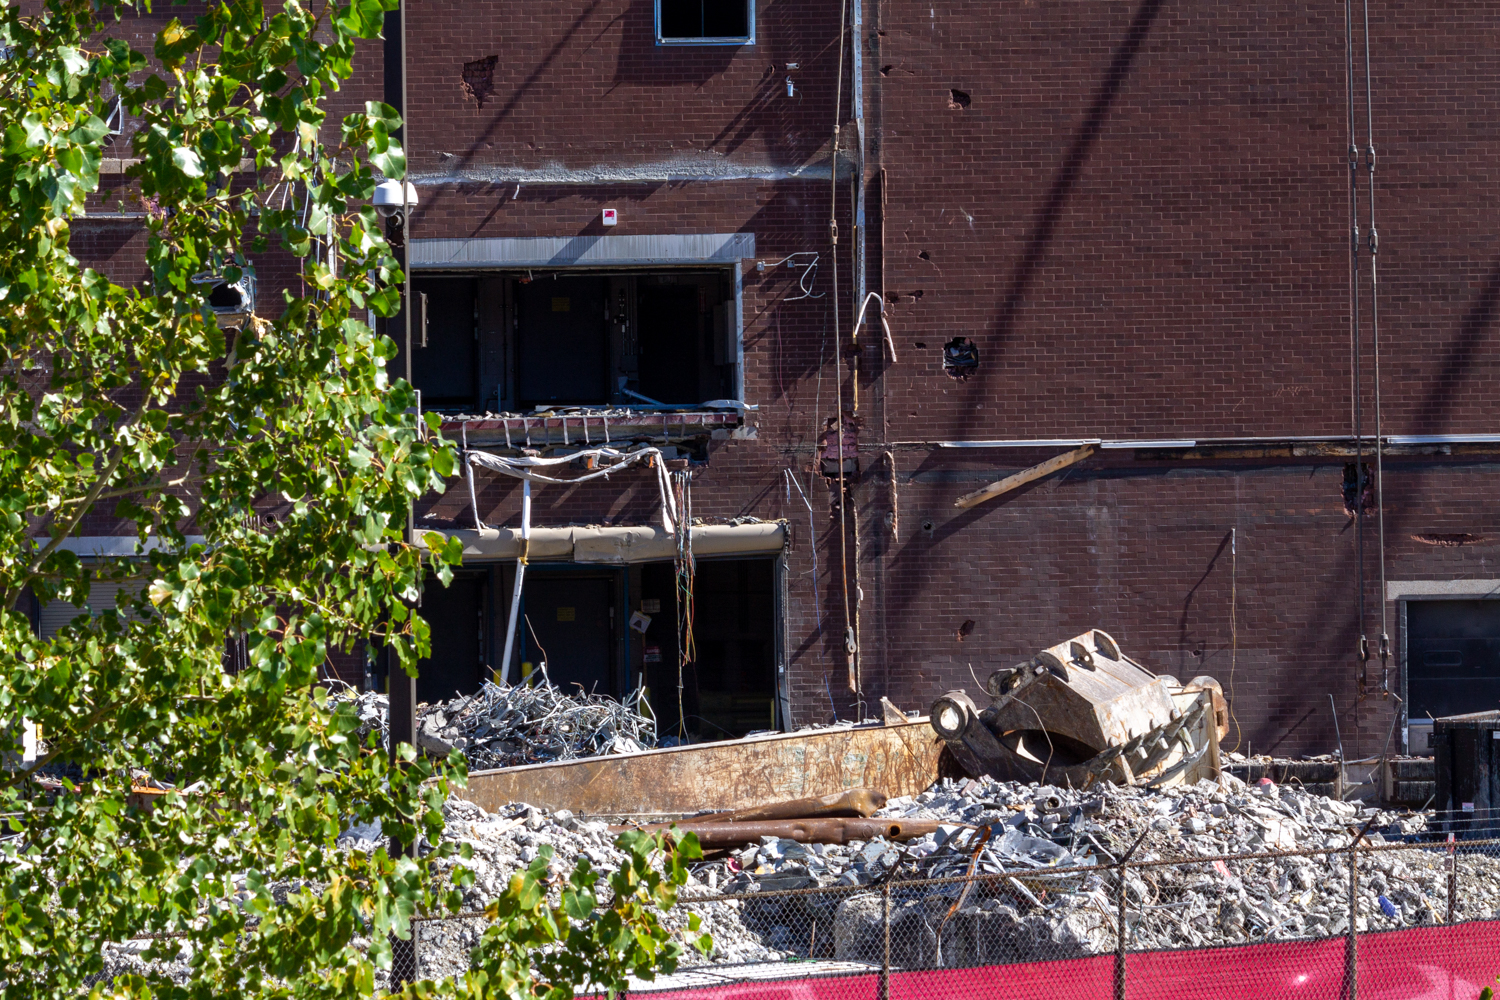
[953,443,1097,509]
[455,718,945,819]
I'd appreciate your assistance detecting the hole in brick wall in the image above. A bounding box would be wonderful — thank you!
[913,341,927,349]
[942,337,979,381]
[918,250,930,260]
[1412,532,1490,547]
[461,55,499,109]
[948,88,971,110]
[921,519,934,532]
[956,619,976,642]
[911,289,924,299]
[1342,463,1374,516]
[880,64,893,76]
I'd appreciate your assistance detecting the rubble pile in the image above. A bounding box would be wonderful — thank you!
[331,677,657,770]
[408,776,1500,973]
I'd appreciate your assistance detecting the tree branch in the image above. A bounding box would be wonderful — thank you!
[4,393,159,607]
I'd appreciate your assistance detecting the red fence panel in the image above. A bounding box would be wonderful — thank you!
[631,921,1500,1000]
[1126,937,1348,1000]
[1357,921,1500,1000]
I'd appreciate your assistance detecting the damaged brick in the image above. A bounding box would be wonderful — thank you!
[948,88,971,110]
[942,337,979,380]
[1342,463,1374,516]
[1412,533,1489,547]
[956,619,976,641]
[462,55,499,109]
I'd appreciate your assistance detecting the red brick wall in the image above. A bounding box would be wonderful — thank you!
[65,0,1500,757]
[873,0,1500,439]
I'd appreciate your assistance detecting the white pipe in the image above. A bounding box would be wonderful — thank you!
[499,479,530,684]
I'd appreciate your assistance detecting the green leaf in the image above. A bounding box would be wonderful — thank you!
[172,146,204,178]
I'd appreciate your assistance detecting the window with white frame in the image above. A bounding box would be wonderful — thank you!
[656,0,754,45]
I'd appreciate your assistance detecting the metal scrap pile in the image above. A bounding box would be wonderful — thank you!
[416,679,657,769]
[331,679,657,771]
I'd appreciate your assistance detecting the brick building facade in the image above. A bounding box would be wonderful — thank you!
[68,0,1500,758]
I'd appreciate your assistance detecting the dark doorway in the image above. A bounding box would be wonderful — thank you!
[1408,600,1500,721]
[636,283,703,404]
[639,558,776,740]
[523,575,614,695]
[407,276,479,409]
[516,276,608,405]
[415,573,488,704]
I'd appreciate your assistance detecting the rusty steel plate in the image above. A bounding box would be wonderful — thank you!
[456,718,945,819]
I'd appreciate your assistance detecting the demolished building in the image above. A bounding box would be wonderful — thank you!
[55,0,1500,763]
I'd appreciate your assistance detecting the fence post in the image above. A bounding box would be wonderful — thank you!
[1115,831,1148,1000]
[1345,840,1358,1000]
[1344,818,1375,1000]
[1447,832,1457,924]
[879,881,891,1000]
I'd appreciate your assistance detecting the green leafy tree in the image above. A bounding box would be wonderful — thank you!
[0,0,706,995]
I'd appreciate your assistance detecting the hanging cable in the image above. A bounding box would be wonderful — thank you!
[1344,0,1370,695]
[1361,0,1391,694]
[785,470,822,628]
[1229,527,1243,753]
[672,470,696,739]
[829,0,856,698]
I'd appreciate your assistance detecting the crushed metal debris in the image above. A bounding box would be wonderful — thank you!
[336,676,657,770]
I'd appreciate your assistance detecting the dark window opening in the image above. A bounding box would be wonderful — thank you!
[407,557,779,742]
[1407,599,1500,723]
[658,0,752,43]
[520,573,617,696]
[412,571,490,705]
[516,275,610,406]
[640,558,776,741]
[392,276,480,409]
[393,269,738,413]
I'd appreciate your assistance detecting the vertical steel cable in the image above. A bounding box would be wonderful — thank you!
[1361,0,1391,694]
[829,0,856,696]
[1344,0,1370,694]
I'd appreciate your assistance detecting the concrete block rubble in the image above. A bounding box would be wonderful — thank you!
[399,772,1491,975]
[334,677,657,770]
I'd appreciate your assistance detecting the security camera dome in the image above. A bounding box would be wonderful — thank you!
[372,179,418,217]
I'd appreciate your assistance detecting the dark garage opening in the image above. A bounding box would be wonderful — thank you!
[1408,599,1500,722]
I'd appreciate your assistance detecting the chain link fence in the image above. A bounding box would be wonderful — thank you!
[394,835,1500,999]
[76,835,1500,997]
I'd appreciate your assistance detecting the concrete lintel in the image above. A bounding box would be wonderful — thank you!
[1387,579,1500,601]
[49,536,208,557]
[411,233,755,270]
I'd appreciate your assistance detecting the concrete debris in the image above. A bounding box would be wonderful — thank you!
[333,678,657,770]
[398,771,1500,972]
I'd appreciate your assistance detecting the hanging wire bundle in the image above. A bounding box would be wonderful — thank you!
[672,469,697,738]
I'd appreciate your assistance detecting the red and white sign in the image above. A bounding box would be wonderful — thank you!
[602,208,618,226]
